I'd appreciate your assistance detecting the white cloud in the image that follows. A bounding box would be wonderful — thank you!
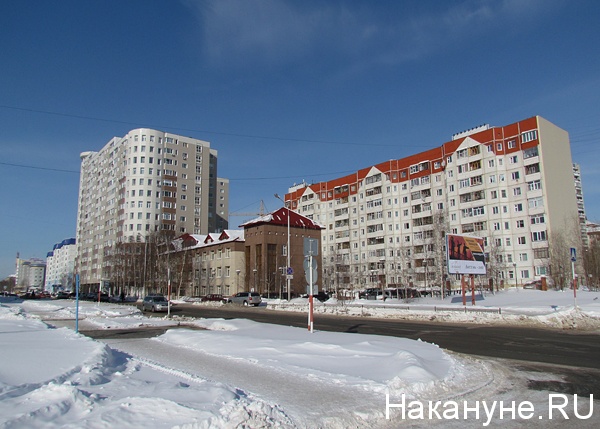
[183,0,558,72]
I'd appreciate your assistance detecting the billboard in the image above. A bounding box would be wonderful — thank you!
[446,234,486,275]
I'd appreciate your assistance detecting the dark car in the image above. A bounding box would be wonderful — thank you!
[55,291,71,299]
[201,294,223,302]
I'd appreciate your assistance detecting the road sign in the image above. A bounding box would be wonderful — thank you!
[570,247,577,262]
[304,238,319,256]
[287,267,293,275]
[304,255,318,284]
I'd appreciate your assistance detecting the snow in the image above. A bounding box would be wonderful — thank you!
[266,288,600,330]
[1,290,598,428]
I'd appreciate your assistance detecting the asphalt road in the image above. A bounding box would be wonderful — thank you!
[141,303,600,369]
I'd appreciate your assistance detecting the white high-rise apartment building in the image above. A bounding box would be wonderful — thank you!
[285,116,581,290]
[76,129,228,289]
[45,238,76,292]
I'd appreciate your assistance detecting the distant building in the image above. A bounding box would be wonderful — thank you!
[75,129,229,291]
[573,163,588,248]
[15,254,46,291]
[45,238,76,292]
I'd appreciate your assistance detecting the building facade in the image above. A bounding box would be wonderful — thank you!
[15,254,46,292]
[285,116,581,291]
[76,129,229,290]
[45,238,76,292]
[241,208,324,297]
[170,230,246,298]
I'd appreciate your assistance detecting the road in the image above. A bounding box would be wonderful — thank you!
[138,303,600,370]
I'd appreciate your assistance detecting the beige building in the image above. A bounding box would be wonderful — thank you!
[285,116,581,291]
[172,230,246,297]
[76,129,228,290]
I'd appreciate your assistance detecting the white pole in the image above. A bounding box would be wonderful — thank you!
[287,208,291,301]
[572,260,577,308]
[308,253,314,333]
[168,267,172,318]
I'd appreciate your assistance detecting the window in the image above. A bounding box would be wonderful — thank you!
[518,236,527,245]
[516,220,525,228]
[514,187,522,196]
[528,197,544,209]
[511,171,520,180]
[521,130,538,143]
[507,140,516,149]
[532,231,547,242]
[534,248,549,259]
[528,180,542,191]
[530,214,545,225]
[514,203,523,212]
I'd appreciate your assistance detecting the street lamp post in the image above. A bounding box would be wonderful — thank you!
[253,268,257,293]
[236,269,241,292]
[513,262,518,289]
[275,194,291,301]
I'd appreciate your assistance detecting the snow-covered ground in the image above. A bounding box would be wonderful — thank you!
[266,288,600,330]
[0,290,598,428]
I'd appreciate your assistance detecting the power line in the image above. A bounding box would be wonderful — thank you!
[0,161,356,182]
[0,162,79,174]
[0,104,399,148]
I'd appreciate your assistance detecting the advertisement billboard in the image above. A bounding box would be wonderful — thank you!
[446,234,486,275]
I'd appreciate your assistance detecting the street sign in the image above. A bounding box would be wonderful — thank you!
[570,247,577,262]
[303,255,318,284]
[287,267,293,275]
[303,238,319,256]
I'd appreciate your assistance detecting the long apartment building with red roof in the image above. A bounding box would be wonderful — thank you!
[284,116,582,291]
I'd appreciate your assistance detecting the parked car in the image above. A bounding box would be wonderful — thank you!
[224,292,262,306]
[359,288,383,300]
[142,295,170,312]
[54,291,71,299]
[201,294,223,302]
[301,291,330,302]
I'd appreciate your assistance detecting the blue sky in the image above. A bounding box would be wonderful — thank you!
[1,0,599,279]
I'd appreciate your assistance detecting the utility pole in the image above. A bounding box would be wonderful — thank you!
[275,194,292,301]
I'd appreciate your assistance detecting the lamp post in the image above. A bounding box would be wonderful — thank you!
[253,268,257,293]
[275,194,291,301]
[513,262,517,290]
[236,269,241,292]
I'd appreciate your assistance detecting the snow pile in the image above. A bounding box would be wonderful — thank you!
[265,289,600,330]
[0,304,293,428]
[0,300,478,428]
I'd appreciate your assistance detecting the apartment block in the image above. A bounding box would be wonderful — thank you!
[45,238,76,292]
[15,255,46,291]
[76,129,229,289]
[285,116,580,291]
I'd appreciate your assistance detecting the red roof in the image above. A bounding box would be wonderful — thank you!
[240,207,324,230]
